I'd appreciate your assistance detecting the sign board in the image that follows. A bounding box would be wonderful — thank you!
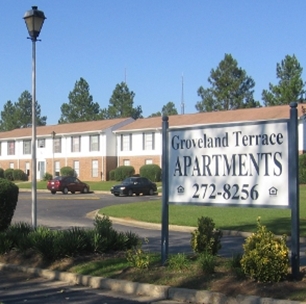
[168,120,290,208]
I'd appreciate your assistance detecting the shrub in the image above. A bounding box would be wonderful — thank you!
[240,218,289,283]
[109,169,116,181]
[198,251,216,274]
[53,227,89,258]
[0,232,13,254]
[299,153,306,184]
[139,164,161,182]
[5,222,33,251]
[60,166,75,177]
[4,168,14,181]
[0,168,4,178]
[114,166,135,181]
[190,216,222,255]
[91,215,139,252]
[13,169,28,181]
[167,253,190,272]
[43,172,53,181]
[28,226,56,261]
[126,238,150,269]
[0,179,19,231]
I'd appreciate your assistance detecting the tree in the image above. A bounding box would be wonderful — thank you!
[195,54,259,112]
[0,91,46,131]
[104,82,142,119]
[149,101,178,117]
[58,77,101,123]
[0,101,17,131]
[262,55,305,106]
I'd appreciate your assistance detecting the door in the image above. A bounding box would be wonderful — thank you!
[38,161,45,180]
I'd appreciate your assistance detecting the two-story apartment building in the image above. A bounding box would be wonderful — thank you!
[0,117,134,181]
[114,104,306,174]
[0,104,305,181]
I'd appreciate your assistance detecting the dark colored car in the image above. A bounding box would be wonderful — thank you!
[110,177,157,196]
[47,176,90,194]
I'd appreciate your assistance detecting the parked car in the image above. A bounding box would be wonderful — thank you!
[110,177,157,196]
[47,176,90,194]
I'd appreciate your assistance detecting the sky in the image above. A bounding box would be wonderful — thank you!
[1,1,306,125]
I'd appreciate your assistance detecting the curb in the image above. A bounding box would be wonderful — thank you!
[1,263,305,304]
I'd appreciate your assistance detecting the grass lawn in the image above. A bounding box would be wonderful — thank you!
[99,185,306,237]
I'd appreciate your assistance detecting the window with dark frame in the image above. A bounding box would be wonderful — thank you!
[23,140,31,155]
[71,136,81,152]
[90,135,99,152]
[7,141,15,155]
[54,138,61,153]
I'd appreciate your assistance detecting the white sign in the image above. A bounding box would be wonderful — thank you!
[168,120,289,208]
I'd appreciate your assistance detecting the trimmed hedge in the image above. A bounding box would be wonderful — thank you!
[114,166,135,181]
[299,153,306,184]
[0,178,19,231]
[60,166,75,177]
[139,164,161,182]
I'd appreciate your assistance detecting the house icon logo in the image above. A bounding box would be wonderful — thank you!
[269,187,278,197]
[177,185,184,195]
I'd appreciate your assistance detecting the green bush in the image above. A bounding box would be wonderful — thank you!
[4,168,14,181]
[28,226,56,261]
[13,169,28,181]
[5,222,33,252]
[299,153,306,184]
[190,216,222,255]
[198,251,216,274]
[240,218,289,283]
[109,169,116,181]
[0,168,4,178]
[114,166,135,181]
[53,227,89,258]
[0,179,19,231]
[139,164,161,182]
[167,253,190,272]
[0,232,13,254]
[126,238,150,269]
[43,172,53,181]
[60,166,75,177]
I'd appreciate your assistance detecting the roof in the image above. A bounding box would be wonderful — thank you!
[0,117,134,139]
[114,104,306,132]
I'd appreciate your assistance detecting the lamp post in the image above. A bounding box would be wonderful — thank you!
[51,131,56,177]
[23,6,46,228]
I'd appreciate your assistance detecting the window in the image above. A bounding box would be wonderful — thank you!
[145,159,153,165]
[55,161,60,176]
[23,140,31,155]
[90,135,99,152]
[92,160,99,177]
[25,162,30,177]
[54,138,61,153]
[143,132,155,150]
[9,162,14,169]
[71,136,81,152]
[123,159,130,166]
[74,160,79,177]
[121,134,132,151]
[38,138,45,148]
[7,141,15,155]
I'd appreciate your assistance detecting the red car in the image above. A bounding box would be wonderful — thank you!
[47,176,90,194]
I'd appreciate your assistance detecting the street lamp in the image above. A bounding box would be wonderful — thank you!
[23,6,46,228]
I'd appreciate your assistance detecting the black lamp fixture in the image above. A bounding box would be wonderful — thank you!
[23,6,46,41]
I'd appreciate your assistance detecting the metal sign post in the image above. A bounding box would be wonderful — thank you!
[289,102,300,279]
[161,116,169,265]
